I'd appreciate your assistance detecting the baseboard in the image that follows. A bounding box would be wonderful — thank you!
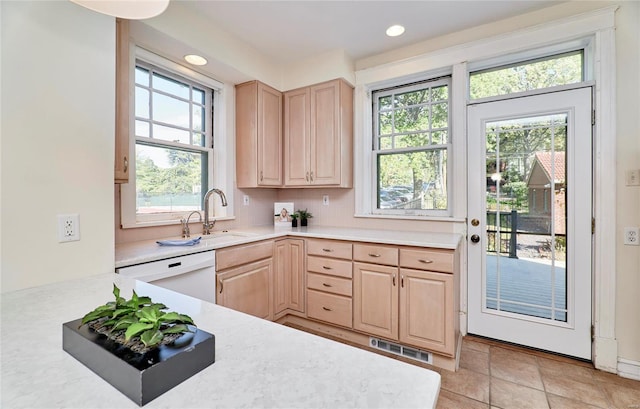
[617,358,640,381]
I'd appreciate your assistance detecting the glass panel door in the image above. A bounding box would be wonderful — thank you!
[467,88,592,359]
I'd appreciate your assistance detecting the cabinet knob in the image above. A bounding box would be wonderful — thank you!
[368,253,381,258]
[392,273,396,286]
[310,171,314,181]
[401,275,405,288]
[123,156,128,173]
[306,172,309,182]
[260,171,263,181]
[418,259,433,264]
[218,279,223,294]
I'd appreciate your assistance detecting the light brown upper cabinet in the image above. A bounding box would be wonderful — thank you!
[284,79,353,187]
[236,81,283,188]
[114,18,130,184]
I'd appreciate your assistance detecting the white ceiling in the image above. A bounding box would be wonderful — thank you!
[181,1,563,64]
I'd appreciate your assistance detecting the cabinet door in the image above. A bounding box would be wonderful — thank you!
[114,18,130,184]
[274,239,305,315]
[353,262,398,340]
[218,259,273,320]
[283,87,310,186]
[399,268,454,355]
[309,81,340,185]
[257,82,282,186]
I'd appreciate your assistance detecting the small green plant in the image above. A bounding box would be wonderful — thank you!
[290,213,299,220]
[80,284,195,351]
[296,209,313,219]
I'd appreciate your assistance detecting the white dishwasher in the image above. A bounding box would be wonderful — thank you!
[116,250,217,304]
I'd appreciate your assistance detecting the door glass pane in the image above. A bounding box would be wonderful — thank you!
[485,114,568,322]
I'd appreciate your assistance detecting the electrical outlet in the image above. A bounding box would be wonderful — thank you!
[322,195,329,205]
[243,195,250,206]
[58,214,80,242]
[624,227,639,246]
[626,170,640,186]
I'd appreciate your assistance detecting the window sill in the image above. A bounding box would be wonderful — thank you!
[354,213,466,223]
[121,216,236,230]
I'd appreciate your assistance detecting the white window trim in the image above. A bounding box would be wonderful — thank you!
[354,5,617,372]
[121,47,235,229]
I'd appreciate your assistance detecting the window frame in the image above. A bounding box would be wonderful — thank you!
[371,77,453,217]
[121,47,232,229]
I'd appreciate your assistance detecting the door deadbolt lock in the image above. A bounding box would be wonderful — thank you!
[471,218,480,226]
[470,234,480,243]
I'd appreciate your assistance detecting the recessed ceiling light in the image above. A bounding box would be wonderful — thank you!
[386,25,405,37]
[184,54,208,66]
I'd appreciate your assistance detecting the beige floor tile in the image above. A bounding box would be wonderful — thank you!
[547,393,607,409]
[600,382,640,409]
[490,346,544,390]
[463,337,491,354]
[460,347,490,375]
[538,356,596,384]
[436,390,489,409]
[440,367,490,403]
[542,372,610,408]
[490,377,549,409]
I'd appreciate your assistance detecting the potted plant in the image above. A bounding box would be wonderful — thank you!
[291,212,299,228]
[63,284,215,406]
[296,209,313,227]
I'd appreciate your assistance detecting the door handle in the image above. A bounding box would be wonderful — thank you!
[470,234,480,244]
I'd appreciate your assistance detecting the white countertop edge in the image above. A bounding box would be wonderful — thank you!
[116,226,462,269]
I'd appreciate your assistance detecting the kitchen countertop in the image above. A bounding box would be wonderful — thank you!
[0,273,441,408]
[116,226,462,268]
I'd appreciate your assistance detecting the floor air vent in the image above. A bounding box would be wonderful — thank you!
[369,337,433,365]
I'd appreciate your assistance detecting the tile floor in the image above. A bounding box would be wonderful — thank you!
[436,336,640,409]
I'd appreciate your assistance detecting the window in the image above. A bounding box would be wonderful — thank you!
[133,62,213,222]
[470,51,583,100]
[372,78,451,216]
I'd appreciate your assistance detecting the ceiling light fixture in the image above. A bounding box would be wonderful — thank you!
[386,24,405,37]
[184,54,208,66]
[69,0,170,20]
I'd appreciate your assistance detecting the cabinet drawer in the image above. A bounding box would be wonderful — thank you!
[307,256,352,278]
[353,244,398,266]
[306,239,352,260]
[216,240,274,271]
[400,248,454,273]
[307,289,352,328]
[307,273,352,297]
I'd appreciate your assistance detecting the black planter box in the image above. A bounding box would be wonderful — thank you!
[62,319,215,406]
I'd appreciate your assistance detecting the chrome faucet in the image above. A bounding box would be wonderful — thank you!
[203,188,228,235]
[181,210,202,238]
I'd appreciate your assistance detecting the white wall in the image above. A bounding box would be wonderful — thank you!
[0,1,115,292]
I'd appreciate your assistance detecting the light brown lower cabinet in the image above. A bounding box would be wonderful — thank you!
[353,245,457,357]
[216,240,274,320]
[217,259,273,320]
[274,239,305,316]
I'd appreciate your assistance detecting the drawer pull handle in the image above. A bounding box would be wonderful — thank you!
[392,273,396,286]
[168,262,182,268]
[322,283,332,287]
[322,248,334,252]
[401,275,405,288]
[419,259,434,264]
[322,306,332,311]
[322,266,332,270]
[368,253,381,258]
[219,279,223,294]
